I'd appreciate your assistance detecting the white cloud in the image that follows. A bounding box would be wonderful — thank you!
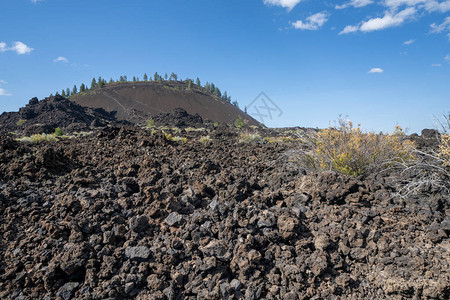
[339,0,450,37]
[340,7,416,34]
[361,7,416,31]
[53,56,69,63]
[0,41,34,55]
[30,0,45,3]
[339,25,359,34]
[368,67,384,73]
[0,80,6,85]
[384,0,427,9]
[422,0,450,13]
[292,12,329,30]
[403,39,416,44]
[0,88,12,96]
[431,63,442,66]
[263,0,302,10]
[11,42,34,54]
[445,54,450,60]
[336,0,374,9]
[430,16,450,33]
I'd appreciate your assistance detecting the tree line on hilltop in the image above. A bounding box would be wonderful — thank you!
[51,72,239,108]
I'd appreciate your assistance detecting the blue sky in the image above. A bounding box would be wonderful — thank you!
[1,0,449,133]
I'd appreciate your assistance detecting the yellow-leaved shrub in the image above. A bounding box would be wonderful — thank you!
[438,134,450,167]
[302,120,416,177]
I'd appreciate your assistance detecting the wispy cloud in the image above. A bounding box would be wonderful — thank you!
[0,41,34,54]
[336,0,373,10]
[445,54,450,61]
[431,64,442,67]
[340,7,416,34]
[0,88,12,96]
[263,0,302,11]
[430,16,450,33]
[368,67,384,73]
[30,0,45,3]
[0,80,12,96]
[292,12,329,30]
[53,56,69,63]
[403,39,416,45]
[339,1,450,37]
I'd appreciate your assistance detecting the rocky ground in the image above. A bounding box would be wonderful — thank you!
[0,126,449,299]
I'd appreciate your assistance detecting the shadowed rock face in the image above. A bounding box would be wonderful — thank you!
[152,108,204,128]
[0,95,121,134]
[0,126,448,299]
[70,81,260,126]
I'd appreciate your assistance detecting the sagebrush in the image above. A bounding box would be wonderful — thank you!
[293,119,416,177]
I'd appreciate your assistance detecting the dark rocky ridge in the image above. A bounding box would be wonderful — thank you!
[0,95,121,135]
[0,126,448,299]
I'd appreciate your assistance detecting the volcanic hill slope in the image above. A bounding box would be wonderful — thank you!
[70,81,259,126]
[0,125,449,299]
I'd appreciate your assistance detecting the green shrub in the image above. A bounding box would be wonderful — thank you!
[54,127,64,137]
[16,119,26,126]
[146,118,155,128]
[234,115,245,128]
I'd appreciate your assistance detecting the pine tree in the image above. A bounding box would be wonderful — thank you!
[204,82,210,92]
[109,78,114,84]
[143,73,148,81]
[72,85,78,95]
[196,77,201,86]
[123,76,128,82]
[137,77,140,81]
[91,78,97,89]
[154,72,159,81]
[210,83,215,93]
[214,87,221,97]
[232,100,239,108]
[119,76,124,82]
[61,89,66,97]
[133,76,137,82]
[187,80,192,90]
[98,80,105,88]
[222,91,228,101]
[169,72,178,81]
[66,88,71,97]
[164,73,168,80]
[80,83,86,92]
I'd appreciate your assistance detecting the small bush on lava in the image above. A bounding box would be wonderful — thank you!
[16,133,58,143]
[54,127,64,137]
[294,118,416,177]
[16,119,26,126]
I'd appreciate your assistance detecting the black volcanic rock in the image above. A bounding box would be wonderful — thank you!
[152,108,204,128]
[0,96,122,134]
